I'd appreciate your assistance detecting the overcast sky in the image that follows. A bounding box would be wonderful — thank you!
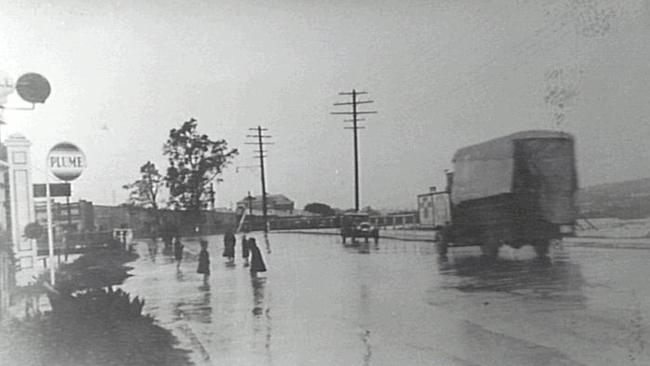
[1,0,649,210]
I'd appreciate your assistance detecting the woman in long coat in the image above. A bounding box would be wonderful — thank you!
[173,237,184,269]
[197,240,210,282]
[249,238,266,277]
[241,234,250,266]
[222,230,236,263]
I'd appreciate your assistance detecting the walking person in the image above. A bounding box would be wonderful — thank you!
[62,229,70,262]
[173,237,184,270]
[197,240,211,283]
[241,234,250,267]
[249,238,267,278]
[147,237,158,262]
[222,229,236,264]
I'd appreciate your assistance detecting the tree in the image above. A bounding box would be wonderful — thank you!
[362,206,380,216]
[122,161,165,225]
[304,203,335,216]
[163,118,238,225]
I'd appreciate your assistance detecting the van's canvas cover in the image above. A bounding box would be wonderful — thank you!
[451,130,575,210]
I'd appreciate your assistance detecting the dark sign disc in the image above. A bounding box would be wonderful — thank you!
[16,73,51,104]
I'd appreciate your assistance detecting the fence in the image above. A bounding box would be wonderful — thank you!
[267,213,418,231]
[36,231,121,256]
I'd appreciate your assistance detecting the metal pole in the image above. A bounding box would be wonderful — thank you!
[66,195,72,231]
[45,172,55,285]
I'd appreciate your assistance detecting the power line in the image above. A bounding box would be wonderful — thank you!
[331,90,377,212]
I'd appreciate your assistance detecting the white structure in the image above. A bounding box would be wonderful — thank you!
[417,187,451,228]
[5,133,37,285]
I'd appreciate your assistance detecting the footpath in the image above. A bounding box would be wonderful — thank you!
[277,228,650,250]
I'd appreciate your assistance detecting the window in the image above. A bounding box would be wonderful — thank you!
[19,256,33,269]
[12,152,27,164]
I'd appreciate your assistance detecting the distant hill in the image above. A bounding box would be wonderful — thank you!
[578,178,650,219]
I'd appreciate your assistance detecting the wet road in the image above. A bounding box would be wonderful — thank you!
[121,234,650,366]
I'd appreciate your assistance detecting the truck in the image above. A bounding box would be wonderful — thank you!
[340,212,379,245]
[433,130,578,258]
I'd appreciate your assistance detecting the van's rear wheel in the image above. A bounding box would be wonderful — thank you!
[481,242,499,259]
[436,240,448,256]
[533,240,551,258]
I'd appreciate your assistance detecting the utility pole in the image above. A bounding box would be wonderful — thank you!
[246,126,273,233]
[331,89,377,212]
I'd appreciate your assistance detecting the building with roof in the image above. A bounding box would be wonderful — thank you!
[237,194,295,215]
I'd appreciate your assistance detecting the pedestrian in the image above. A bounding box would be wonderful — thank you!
[147,237,158,262]
[62,229,70,262]
[160,226,169,250]
[241,235,250,266]
[173,237,184,269]
[197,239,210,282]
[249,238,266,277]
[222,229,236,264]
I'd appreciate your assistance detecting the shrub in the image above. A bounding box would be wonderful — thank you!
[2,288,191,366]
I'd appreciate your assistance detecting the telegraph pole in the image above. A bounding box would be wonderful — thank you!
[331,90,377,212]
[246,126,273,232]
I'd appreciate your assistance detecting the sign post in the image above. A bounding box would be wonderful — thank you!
[45,142,86,284]
[45,170,54,284]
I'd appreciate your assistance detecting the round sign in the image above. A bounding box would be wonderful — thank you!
[48,142,86,181]
[16,73,51,104]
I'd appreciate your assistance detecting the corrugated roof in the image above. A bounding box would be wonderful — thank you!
[452,130,574,162]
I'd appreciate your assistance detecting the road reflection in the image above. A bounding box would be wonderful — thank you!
[437,249,586,309]
[172,283,212,325]
[251,277,272,364]
[359,283,372,366]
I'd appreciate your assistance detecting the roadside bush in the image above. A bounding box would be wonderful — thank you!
[54,248,138,292]
[0,248,192,366]
[49,287,147,320]
[0,303,192,366]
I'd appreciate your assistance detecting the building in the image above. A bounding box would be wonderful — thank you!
[237,194,295,215]
[94,204,238,238]
[93,204,131,232]
[5,134,38,286]
[0,139,12,321]
[34,199,94,253]
[34,199,94,235]
[417,186,451,228]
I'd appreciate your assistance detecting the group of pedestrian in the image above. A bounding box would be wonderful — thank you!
[162,228,266,283]
[223,230,266,274]
[192,230,266,282]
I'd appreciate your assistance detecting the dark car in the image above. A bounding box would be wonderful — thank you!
[341,221,379,244]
